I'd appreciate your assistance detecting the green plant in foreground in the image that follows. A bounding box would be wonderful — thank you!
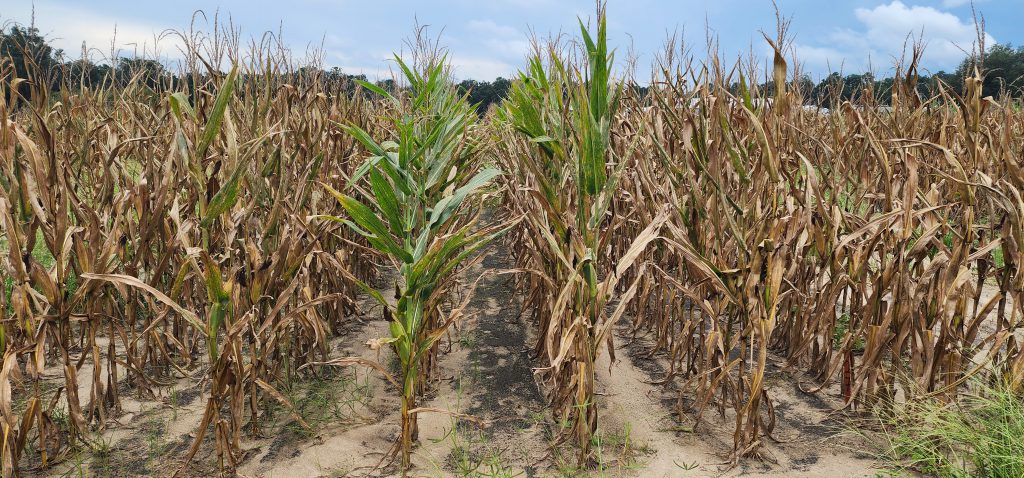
[326,53,503,472]
[880,378,1024,477]
[499,6,665,464]
[499,10,622,456]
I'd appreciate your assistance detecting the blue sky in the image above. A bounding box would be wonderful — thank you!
[3,1,1021,81]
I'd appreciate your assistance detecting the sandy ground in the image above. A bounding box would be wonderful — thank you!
[34,244,889,478]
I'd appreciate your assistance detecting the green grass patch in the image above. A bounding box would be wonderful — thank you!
[878,379,1024,477]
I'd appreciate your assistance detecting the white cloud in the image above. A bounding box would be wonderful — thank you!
[316,18,527,80]
[797,1,993,76]
[466,19,531,59]
[852,1,992,68]
[792,44,848,72]
[448,54,517,80]
[467,19,520,39]
[2,3,183,63]
[333,63,399,81]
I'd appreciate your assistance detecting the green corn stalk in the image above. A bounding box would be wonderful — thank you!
[499,7,626,463]
[324,54,502,473]
[175,65,243,361]
[201,253,231,362]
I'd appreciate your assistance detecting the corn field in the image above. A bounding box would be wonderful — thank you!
[0,6,1023,478]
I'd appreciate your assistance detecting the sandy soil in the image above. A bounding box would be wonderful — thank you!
[36,244,888,478]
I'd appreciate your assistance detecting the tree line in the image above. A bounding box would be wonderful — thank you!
[3,24,1023,112]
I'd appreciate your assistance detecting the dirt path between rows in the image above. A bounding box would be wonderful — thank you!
[44,238,884,477]
[596,328,880,478]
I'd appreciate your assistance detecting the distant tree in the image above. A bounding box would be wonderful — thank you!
[956,43,1024,98]
[793,74,814,99]
[115,58,167,89]
[809,73,839,106]
[0,24,63,99]
[57,59,112,89]
[845,73,875,101]
[376,78,398,94]
[629,83,649,98]
[491,76,511,103]
[874,76,895,104]
[748,74,813,102]
[930,70,962,94]
[8,19,1024,107]
[809,72,890,107]
[457,77,511,115]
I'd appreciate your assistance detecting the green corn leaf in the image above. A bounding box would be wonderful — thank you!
[427,168,501,230]
[370,166,403,233]
[355,79,397,104]
[207,301,226,361]
[195,65,239,161]
[410,225,472,285]
[201,157,248,228]
[324,184,412,263]
[200,253,228,301]
[169,92,196,122]
[261,146,281,178]
[394,56,420,91]
[344,270,391,311]
[341,124,389,159]
[305,152,324,182]
[412,228,431,261]
[433,226,510,280]
[390,320,411,364]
